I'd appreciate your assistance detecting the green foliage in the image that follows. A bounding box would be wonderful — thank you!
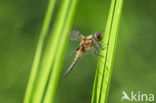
[24,0,56,102]
[43,0,78,103]
[24,0,78,103]
[1,0,156,103]
[91,0,123,103]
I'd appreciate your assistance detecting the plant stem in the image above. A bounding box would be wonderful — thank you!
[31,0,78,103]
[23,0,56,102]
[43,1,78,102]
[91,0,123,103]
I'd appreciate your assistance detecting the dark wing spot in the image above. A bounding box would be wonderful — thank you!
[76,46,80,51]
[81,46,85,52]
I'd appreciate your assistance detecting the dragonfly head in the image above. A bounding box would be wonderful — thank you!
[95,32,103,41]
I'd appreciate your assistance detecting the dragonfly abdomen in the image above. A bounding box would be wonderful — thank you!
[64,52,81,77]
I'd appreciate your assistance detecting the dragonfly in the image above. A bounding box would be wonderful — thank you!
[64,30,104,77]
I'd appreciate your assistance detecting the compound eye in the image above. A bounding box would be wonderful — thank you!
[98,36,101,40]
[98,33,103,40]
[96,33,99,37]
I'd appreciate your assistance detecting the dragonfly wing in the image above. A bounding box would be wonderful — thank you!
[70,45,81,56]
[85,44,103,57]
[70,30,81,41]
[85,46,98,54]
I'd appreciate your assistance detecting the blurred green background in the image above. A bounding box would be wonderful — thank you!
[0,0,156,103]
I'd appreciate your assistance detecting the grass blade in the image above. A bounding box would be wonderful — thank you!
[31,0,78,103]
[31,1,70,102]
[43,1,78,102]
[91,0,123,103]
[23,0,56,102]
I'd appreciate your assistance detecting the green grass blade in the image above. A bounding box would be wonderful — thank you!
[43,1,78,102]
[91,0,123,103]
[23,0,56,102]
[31,0,78,103]
[91,0,115,102]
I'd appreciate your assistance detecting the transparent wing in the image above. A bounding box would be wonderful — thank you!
[70,30,81,41]
[85,44,104,58]
[69,46,81,56]
[85,45,100,54]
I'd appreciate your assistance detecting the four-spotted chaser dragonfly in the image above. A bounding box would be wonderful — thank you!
[64,30,103,77]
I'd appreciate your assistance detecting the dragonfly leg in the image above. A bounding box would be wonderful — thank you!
[95,53,105,58]
[93,45,105,58]
[94,46,104,58]
[97,43,108,50]
[96,43,103,48]
[94,45,100,53]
